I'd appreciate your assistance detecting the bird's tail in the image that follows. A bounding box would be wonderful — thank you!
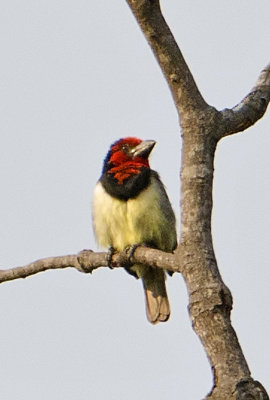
[142,268,170,324]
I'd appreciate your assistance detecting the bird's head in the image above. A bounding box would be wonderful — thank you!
[102,137,156,184]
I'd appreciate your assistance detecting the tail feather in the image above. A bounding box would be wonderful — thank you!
[142,268,170,324]
[130,264,171,324]
[144,289,170,324]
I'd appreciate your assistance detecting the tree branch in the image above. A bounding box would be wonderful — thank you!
[0,247,182,284]
[219,63,270,138]
[125,1,270,399]
[4,1,269,399]
[126,0,207,115]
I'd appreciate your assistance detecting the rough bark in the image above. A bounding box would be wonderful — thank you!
[0,247,179,284]
[124,1,270,399]
[1,1,270,399]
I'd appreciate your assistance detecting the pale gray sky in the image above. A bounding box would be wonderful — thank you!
[0,1,269,399]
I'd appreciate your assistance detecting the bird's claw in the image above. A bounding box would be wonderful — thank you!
[125,244,140,263]
[106,246,115,269]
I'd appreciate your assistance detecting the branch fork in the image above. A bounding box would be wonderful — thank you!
[2,0,270,399]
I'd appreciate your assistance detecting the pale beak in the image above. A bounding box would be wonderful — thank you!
[130,140,156,158]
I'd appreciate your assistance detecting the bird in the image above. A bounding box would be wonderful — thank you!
[92,137,177,324]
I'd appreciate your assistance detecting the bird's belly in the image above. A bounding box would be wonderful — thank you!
[92,182,165,251]
[103,200,141,250]
[92,182,138,250]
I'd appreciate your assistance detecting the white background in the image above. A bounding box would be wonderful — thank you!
[0,1,269,399]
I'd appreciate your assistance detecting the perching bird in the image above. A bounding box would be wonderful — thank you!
[92,137,177,324]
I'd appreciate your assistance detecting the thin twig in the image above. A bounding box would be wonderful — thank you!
[0,246,182,284]
[220,63,270,137]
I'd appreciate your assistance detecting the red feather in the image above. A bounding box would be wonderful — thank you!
[108,137,150,184]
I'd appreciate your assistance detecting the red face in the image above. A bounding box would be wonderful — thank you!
[106,137,151,184]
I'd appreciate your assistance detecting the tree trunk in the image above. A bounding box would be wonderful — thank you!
[0,1,269,398]
[125,0,270,398]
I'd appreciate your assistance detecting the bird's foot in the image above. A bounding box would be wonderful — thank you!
[123,244,141,278]
[106,246,116,269]
[125,244,141,263]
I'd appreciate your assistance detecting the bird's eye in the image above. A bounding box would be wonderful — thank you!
[121,144,130,154]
